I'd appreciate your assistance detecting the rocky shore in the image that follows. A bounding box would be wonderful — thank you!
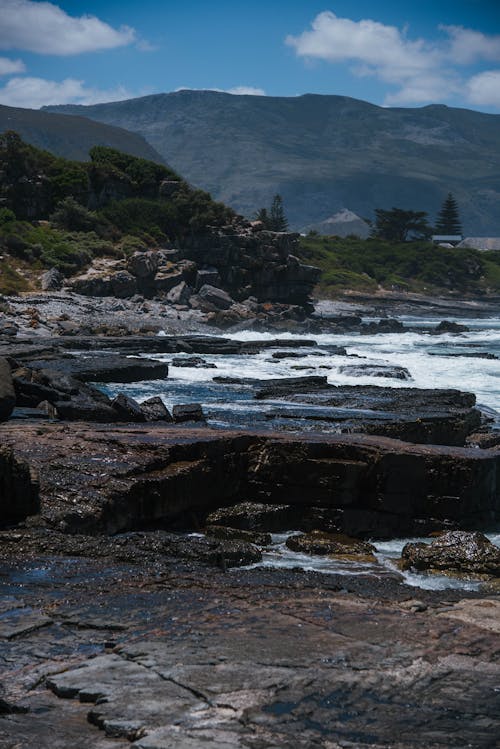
[1,288,500,747]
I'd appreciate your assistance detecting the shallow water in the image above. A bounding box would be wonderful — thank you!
[98,314,500,590]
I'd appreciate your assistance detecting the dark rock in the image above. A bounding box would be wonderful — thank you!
[401,531,500,577]
[339,364,411,380]
[140,396,173,422]
[360,319,404,334]
[127,251,159,279]
[205,525,272,546]
[171,356,216,368]
[433,320,470,334]
[197,284,234,310]
[40,267,63,291]
[71,276,112,297]
[255,376,329,399]
[286,530,376,558]
[0,445,39,526]
[165,281,192,305]
[29,355,169,384]
[53,387,118,422]
[195,267,221,290]
[111,393,146,422]
[0,357,15,421]
[110,271,137,298]
[271,351,303,359]
[172,403,205,423]
[206,502,296,532]
[154,269,184,294]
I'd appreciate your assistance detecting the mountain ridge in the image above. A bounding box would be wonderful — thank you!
[39,90,500,235]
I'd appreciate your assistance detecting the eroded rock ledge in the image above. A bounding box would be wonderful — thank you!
[1,422,498,538]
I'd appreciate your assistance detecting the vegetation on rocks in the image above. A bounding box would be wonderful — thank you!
[298,234,500,297]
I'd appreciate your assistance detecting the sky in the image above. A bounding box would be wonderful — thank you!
[0,0,499,111]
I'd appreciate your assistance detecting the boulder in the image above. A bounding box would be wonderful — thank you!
[140,396,173,422]
[205,525,272,546]
[360,319,404,334]
[197,284,234,310]
[433,320,470,334]
[401,531,500,577]
[0,358,15,421]
[154,270,184,294]
[286,530,376,558]
[206,502,295,532]
[166,281,192,306]
[127,251,160,279]
[171,356,216,369]
[71,275,112,297]
[339,364,411,380]
[195,267,221,290]
[110,271,137,299]
[40,267,63,291]
[172,403,205,423]
[111,393,146,422]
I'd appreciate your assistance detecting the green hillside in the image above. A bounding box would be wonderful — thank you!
[298,235,500,298]
[46,91,500,235]
[0,132,234,291]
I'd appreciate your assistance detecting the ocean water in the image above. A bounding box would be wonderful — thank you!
[97,314,500,590]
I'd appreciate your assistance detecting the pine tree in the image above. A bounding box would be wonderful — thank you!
[269,194,288,231]
[435,193,462,235]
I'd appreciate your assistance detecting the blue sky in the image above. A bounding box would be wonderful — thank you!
[0,0,499,111]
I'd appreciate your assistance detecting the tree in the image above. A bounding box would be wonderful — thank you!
[255,194,289,231]
[371,207,432,242]
[435,193,462,235]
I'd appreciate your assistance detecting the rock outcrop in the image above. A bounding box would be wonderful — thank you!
[0,445,39,525]
[402,531,500,577]
[0,357,15,421]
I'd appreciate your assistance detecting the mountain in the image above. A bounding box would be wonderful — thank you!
[45,91,500,235]
[301,209,370,238]
[0,104,165,164]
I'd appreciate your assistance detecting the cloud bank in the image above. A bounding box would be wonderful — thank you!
[0,76,133,108]
[286,11,500,108]
[0,0,135,55]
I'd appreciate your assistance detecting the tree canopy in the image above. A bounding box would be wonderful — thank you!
[435,193,462,235]
[255,194,289,231]
[371,207,432,242]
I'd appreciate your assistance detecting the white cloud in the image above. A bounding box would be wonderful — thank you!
[0,76,133,108]
[286,12,437,82]
[442,25,500,65]
[0,56,25,75]
[286,11,500,108]
[0,0,135,55]
[225,86,266,96]
[466,70,500,107]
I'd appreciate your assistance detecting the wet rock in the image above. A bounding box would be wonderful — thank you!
[401,531,500,577]
[255,376,329,399]
[432,320,470,334]
[360,319,404,334]
[206,502,296,532]
[30,355,169,384]
[140,396,173,422]
[339,364,411,380]
[286,530,376,558]
[205,524,272,546]
[172,403,205,423]
[171,356,216,369]
[0,357,15,420]
[111,393,146,422]
[40,267,63,291]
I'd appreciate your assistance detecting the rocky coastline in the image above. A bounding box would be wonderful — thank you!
[1,284,500,748]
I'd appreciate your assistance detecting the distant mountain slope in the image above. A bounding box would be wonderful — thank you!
[46,91,500,234]
[0,104,165,164]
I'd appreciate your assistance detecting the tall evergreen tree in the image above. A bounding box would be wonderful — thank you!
[435,193,462,235]
[269,194,288,231]
[255,194,289,231]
